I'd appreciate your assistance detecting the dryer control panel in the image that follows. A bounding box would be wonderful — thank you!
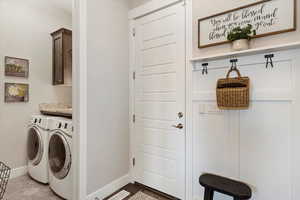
[30,115,48,129]
[49,118,73,136]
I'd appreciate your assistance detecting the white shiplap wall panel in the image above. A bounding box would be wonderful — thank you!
[192,49,300,200]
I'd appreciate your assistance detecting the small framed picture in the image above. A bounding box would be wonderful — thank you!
[5,83,29,103]
[5,56,29,78]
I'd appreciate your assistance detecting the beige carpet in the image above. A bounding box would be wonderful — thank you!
[129,192,158,200]
[4,175,62,200]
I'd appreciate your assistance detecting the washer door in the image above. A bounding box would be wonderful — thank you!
[48,132,71,180]
[27,127,44,166]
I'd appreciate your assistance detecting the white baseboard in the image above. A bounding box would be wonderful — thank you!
[193,195,204,200]
[87,174,130,200]
[10,166,28,179]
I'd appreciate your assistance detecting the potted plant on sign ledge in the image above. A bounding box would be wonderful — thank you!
[227,24,256,51]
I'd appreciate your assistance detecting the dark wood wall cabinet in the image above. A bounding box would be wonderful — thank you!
[51,28,72,85]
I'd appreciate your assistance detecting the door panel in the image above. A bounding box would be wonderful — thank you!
[142,128,177,150]
[136,101,177,121]
[141,44,175,67]
[140,13,175,41]
[142,73,176,93]
[133,3,185,199]
[53,35,64,85]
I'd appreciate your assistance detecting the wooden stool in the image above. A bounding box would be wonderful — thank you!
[199,174,252,200]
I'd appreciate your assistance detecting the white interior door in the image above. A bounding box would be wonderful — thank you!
[133,2,185,199]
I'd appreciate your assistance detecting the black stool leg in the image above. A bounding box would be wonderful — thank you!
[204,188,214,200]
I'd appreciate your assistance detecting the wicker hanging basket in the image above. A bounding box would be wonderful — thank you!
[216,67,250,110]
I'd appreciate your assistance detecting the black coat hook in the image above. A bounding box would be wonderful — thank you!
[230,59,238,70]
[265,54,274,68]
[202,63,208,75]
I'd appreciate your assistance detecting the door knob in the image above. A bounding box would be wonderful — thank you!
[172,123,184,129]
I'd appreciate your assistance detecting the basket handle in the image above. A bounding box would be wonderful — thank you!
[226,68,242,79]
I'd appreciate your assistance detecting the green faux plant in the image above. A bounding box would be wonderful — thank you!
[227,24,257,42]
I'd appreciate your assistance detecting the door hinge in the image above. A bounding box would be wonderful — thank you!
[132,158,136,167]
[133,114,136,123]
[132,28,136,37]
[133,71,136,80]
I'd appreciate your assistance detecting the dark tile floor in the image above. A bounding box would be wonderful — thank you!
[104,183,179,200]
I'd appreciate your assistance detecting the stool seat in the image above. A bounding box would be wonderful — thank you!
[199,174,252,200]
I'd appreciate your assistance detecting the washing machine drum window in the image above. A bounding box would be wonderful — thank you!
[49,132,71,180]
[27,127,43,166]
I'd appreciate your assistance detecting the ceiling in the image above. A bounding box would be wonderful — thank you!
[51,0,72,14]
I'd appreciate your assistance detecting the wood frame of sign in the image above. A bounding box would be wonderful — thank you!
[198,0,297,48]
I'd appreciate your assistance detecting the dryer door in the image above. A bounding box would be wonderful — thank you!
[27,126,44,166]
[48,132,71,180]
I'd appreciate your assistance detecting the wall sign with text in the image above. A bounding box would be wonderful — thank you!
[198,0,296,48]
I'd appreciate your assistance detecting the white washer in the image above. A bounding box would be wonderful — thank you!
[48,117,73,200]
[27,115,50,184]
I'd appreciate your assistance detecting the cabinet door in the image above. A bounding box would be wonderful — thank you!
[52,34,64,85]
[63,34,72,85]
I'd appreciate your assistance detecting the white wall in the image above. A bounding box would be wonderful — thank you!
[129,0,150,9]
[86,0,129,195]
[193,0,300,57]
[0,0,72,169]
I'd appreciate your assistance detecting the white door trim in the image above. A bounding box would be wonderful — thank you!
[129,19,136,184]
[128,0,183,20]
[185,0,193,200]
[73,0,88,199]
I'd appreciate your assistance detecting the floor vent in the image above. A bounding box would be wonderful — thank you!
[107,190,130,200]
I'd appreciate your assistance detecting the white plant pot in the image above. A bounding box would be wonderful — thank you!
[232,39,249,51]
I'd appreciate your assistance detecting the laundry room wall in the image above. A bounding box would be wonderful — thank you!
[0,0,72,170]
[86,0,130,196]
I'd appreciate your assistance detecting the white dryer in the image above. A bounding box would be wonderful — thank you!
[48,117,73,200]
[27,115,50,184]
